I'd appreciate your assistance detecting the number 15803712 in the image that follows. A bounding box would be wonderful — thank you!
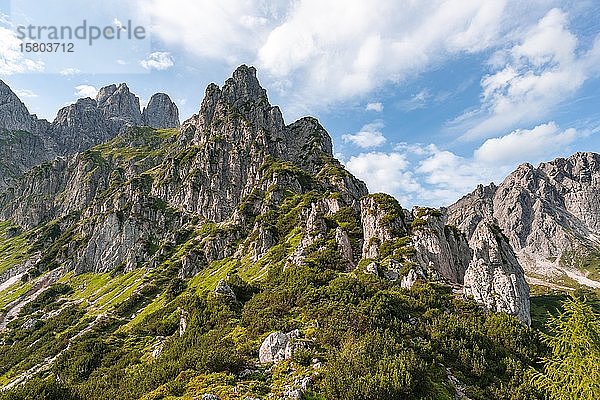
[20,42,75,52]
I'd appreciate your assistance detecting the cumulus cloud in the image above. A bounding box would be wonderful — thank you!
[59,68,81,76]
[474,122,582,165]
[14,89,37,98]
[343,121,589,206]
[75,85,98,98]
[345,151,423,204]
[139,0,522,115]
[257,0,510,112]
[454,8,600,140]
[0,27,44,75]
[140,52,174,71]
[342,121,387,148]
[365,102,383,112]
[140,0,285,63]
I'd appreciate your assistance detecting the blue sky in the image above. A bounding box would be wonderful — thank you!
[1,0,599,207]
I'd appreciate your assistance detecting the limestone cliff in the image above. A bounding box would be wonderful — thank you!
[449,152,600,288]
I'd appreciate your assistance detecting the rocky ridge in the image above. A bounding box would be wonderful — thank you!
[0,65,531,326]
[0,65,548,397]
[449,152,600,289]
[0,80,180,190]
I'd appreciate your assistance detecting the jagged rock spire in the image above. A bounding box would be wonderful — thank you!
[142,93,180,128]
[96,83,142,125]
[0,80,43,133]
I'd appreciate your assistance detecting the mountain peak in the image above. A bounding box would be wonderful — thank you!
[142,93,180,128]
[449,151,600,290]
[221,64,267,104]
[194,64,282,137]
[0,80,41,133]
[95,82,142,125]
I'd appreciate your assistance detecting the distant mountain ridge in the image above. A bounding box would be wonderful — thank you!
[0,80,180,190]
[449,152,600,289]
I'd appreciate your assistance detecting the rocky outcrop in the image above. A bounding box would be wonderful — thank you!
[401,269,419,289]
[96,83,143,125]
[357,198,530,324]
[0,80,47,133]
[153,65,366,224]
[215,279,236,300]
[360,194,406,259]
[0,130,55,190]
[449,152,600,286]
[0,82,52,190]
[410,208,471,283]
[258,330,301,364]
[46,98,115,155]
[463,222,531,326]
[142,93,180,128]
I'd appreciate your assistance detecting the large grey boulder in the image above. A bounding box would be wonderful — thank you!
[215,279,236,300]
[259,330,300,364]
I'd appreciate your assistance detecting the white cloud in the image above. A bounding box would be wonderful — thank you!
[343,121,589,207]
[139,0,536,116]
[455,8,600,140]
[415,146,504,203]
[0,27,44,75]
[256,0,511,114]
[365,102,383,112]
[342,121,387,148]
[140,0,285,63]
[398,89,430,111]
[474,122,583,165]
[14,89,37,98]
[345,151,423,204]
[140,52,174,71]
[59,68,81,76]
[75,85,98,98]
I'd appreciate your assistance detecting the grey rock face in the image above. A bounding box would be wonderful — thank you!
[259,330,299,364]
[142,93,180,128]
[463,222,531,326]
[357,196,530,324]
[0,79,182,192]
[410,209,471,283]
[360,194,406,259]
[155,65,366,224]
[0,80,43,133]
[47,98,115,155]
[0,130,55,190]
[449,152,600,285]
[96,83,142,125]
[0,82,53,190]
